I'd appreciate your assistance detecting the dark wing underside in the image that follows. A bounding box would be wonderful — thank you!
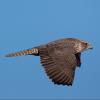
[39,45,77,86]
[75,53,81,67]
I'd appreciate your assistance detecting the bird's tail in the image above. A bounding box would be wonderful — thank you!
[5,48,39,57]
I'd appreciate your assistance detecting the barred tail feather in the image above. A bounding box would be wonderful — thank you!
[5,48,39,57]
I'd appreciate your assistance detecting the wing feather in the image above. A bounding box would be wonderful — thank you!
[75,53,81,67]
[39,45,77,86]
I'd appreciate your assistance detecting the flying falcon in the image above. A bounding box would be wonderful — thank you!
[5,38,93,86]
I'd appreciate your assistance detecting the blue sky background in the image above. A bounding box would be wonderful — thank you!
[0,0,100,99]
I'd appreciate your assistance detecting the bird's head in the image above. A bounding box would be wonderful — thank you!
[74,39,93,53]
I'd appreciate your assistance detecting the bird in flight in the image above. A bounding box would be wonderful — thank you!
[5,38,93,86]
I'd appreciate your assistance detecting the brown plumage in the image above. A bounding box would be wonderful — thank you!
[5,38,93,86]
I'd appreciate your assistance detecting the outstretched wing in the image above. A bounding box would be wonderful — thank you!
[39,45,77,86]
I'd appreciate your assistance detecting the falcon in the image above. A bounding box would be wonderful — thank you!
[5,38,93,86]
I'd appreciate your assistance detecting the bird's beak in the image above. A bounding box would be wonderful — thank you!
[87,43,93,49]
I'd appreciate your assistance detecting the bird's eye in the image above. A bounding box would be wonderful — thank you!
[85,42,88,45]
[83,42,87,45]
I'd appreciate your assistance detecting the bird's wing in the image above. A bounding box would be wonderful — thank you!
[39,46,77,86]
[75,53,81,67]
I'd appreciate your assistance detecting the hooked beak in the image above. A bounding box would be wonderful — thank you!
[87,43,93,49]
